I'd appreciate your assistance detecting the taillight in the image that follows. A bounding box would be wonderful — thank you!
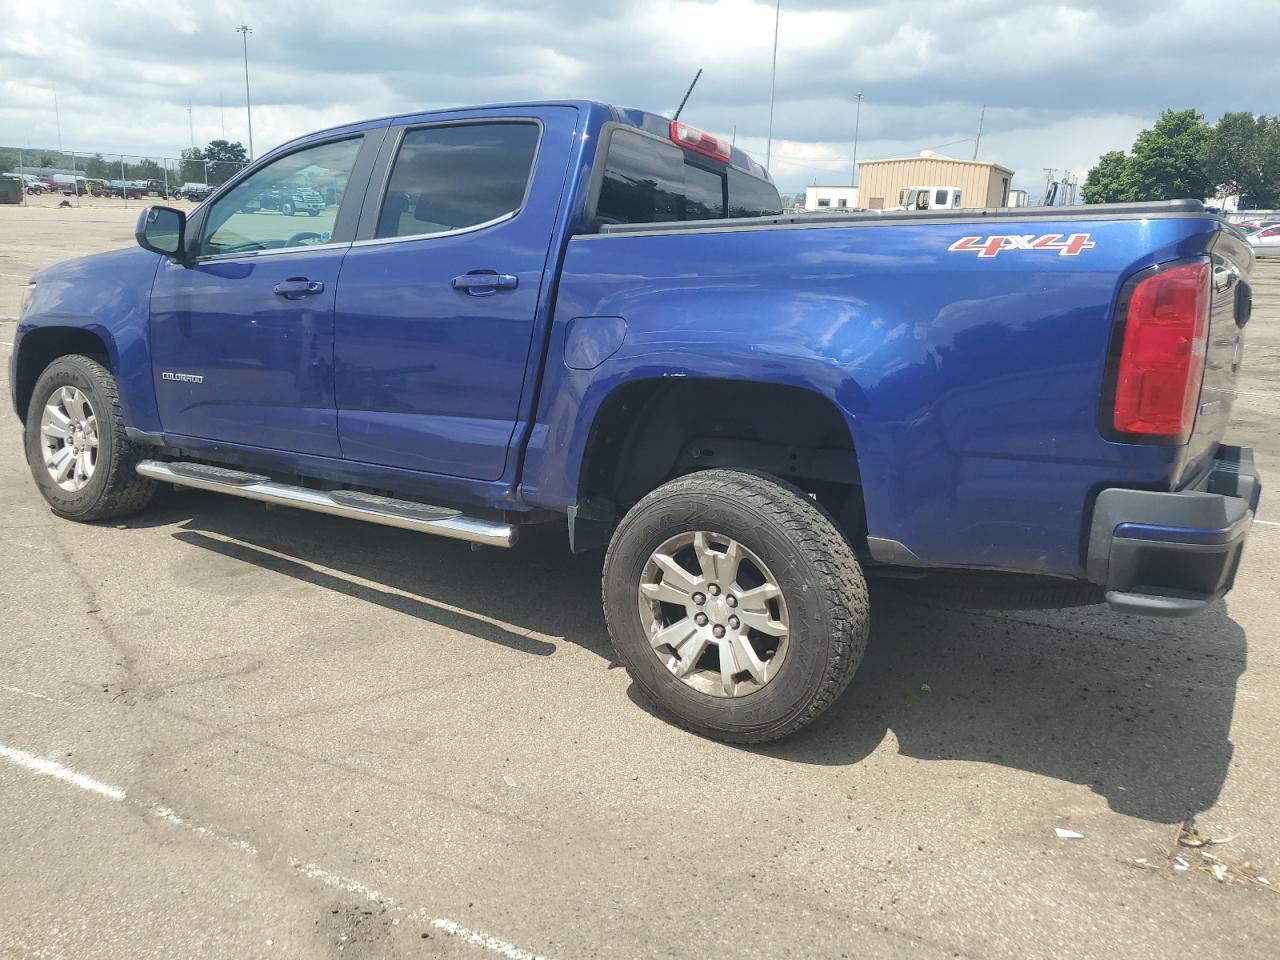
[1111,260,1211,441]
[669,120,732,163]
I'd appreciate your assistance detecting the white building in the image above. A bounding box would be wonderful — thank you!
[804,185,860,211]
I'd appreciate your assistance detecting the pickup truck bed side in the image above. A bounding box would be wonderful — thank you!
[525,208,1248,579]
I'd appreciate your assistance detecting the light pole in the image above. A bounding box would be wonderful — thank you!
[765,0,781,169]
[850,92,865,187]
[236,25,254,160]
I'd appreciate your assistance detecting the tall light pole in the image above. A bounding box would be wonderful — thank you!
[52,85,63,156]
[764,0,781,169]
[236,24,254,160]
[850,92,865,187]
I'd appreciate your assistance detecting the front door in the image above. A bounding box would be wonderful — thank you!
[149,135,368,457]
[333,107,578,480]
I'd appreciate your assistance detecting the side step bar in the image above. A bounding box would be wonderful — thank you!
[135,460,517,548]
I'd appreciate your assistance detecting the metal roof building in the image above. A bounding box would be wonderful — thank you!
[856,152,1016,209]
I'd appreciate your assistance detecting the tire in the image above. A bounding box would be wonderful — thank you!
[308,209,320,217]
[281,201,294,216]
[24,354,157,522]
[603,469,869,743]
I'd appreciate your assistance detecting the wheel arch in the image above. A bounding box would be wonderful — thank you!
[13,324,117,424]
[569,375,868,551]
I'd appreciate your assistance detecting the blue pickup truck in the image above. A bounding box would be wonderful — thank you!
[11,100,1260,742]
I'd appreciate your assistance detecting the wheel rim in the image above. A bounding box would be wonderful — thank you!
[638,531,790,698]
[40,386,99,492]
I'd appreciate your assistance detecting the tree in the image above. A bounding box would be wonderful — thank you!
[1082,150,1136,204]
[83,153,111,179]
[179,146,206,185]
[39,153,57,167]
[204,139,248,185]
[1206,112,1280,208]
[1128,108,1212,201]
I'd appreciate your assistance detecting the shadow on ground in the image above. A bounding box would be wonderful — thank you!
[140,488,1244,826]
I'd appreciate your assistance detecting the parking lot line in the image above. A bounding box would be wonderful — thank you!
[0,739,556,960]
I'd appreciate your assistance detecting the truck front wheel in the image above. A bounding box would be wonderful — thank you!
[23,354,157,522]
[602,469,869,743]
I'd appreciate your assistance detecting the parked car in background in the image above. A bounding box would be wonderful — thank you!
[11,99,1261,743]
[257,185,325,216]
[19,174,50,195]
[180,183,213,201]
[1246,225,1280,253]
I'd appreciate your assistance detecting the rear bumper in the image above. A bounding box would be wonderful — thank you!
[1087,445,1260,617]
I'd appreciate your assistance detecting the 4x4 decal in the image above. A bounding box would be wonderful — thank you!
[948,233,1096,258]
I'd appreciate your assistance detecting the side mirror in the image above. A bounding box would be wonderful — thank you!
[135,206,188,261]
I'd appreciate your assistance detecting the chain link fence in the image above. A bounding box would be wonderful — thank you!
[4,149,249,207]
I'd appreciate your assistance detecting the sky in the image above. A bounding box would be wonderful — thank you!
[1,0,1278,198]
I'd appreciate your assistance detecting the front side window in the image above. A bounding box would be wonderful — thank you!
[200,137,362,256]
[375,123,540,239]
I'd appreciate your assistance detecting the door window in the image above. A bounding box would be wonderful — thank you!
[199,137,362,257]
[375,122,540,239]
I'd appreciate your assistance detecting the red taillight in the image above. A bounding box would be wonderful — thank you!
[669,120,732,163]
[1112,260,1211,440]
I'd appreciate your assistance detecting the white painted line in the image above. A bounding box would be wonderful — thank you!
[420,917,552,960]
[0,272,30,280]
[0,743,125,800]
[0,341,13,347]
[3,685,59,703]
[0,740,555,960]
[1255,519,1280,529]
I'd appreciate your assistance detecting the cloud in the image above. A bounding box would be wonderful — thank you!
[1,0,1277,196]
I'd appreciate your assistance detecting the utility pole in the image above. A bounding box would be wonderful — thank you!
[972,104,985,160]
[52,85,63,156]
[220,93,226,139]
[765,0,781,169]
[237,25,255,160]
[850,92,865,186]
[187,100,195,149]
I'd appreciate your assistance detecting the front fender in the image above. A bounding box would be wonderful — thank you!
[15,247,163,431]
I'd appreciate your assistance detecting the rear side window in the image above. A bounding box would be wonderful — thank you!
[728,168,784,218]
[376,122,539,239]
[595,127,781,228]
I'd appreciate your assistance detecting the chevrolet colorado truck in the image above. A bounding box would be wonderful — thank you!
[11,100,1261,742]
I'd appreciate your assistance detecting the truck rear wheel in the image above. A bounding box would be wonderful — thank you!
[23,354,157,522]
[602,469,869,743]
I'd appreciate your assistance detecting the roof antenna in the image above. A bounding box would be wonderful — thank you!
[672,68,703,122]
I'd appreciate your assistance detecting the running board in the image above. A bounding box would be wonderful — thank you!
[135,460,517,548]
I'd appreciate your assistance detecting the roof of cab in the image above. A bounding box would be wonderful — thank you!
[275,99,772,182]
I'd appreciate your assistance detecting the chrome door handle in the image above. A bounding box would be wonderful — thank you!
[451,273,518,296]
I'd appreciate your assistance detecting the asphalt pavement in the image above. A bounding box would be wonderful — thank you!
[1,200,1278,959]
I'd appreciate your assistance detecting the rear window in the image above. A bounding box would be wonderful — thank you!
[595,127,781,228]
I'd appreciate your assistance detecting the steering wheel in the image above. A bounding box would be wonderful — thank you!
[285,231,324,247]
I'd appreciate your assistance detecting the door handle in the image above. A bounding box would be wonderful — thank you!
[451,272,518,296]
[273,278,325,299]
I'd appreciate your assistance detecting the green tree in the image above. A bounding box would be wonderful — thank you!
[1128,108,1212,201]
[1206,112,1280,208]
[0,150,16,173]
[83,153,111,179]
[204,139,248,185]
[1082,150,1136,203]
[39,153,57,167]
[179,146,206,185]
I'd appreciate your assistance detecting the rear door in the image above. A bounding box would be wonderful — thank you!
[333,106,578,480]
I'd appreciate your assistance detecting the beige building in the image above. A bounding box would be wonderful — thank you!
[856,152,1016,210]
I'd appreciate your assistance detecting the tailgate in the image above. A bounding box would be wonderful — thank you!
[1178,230,1254,486]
